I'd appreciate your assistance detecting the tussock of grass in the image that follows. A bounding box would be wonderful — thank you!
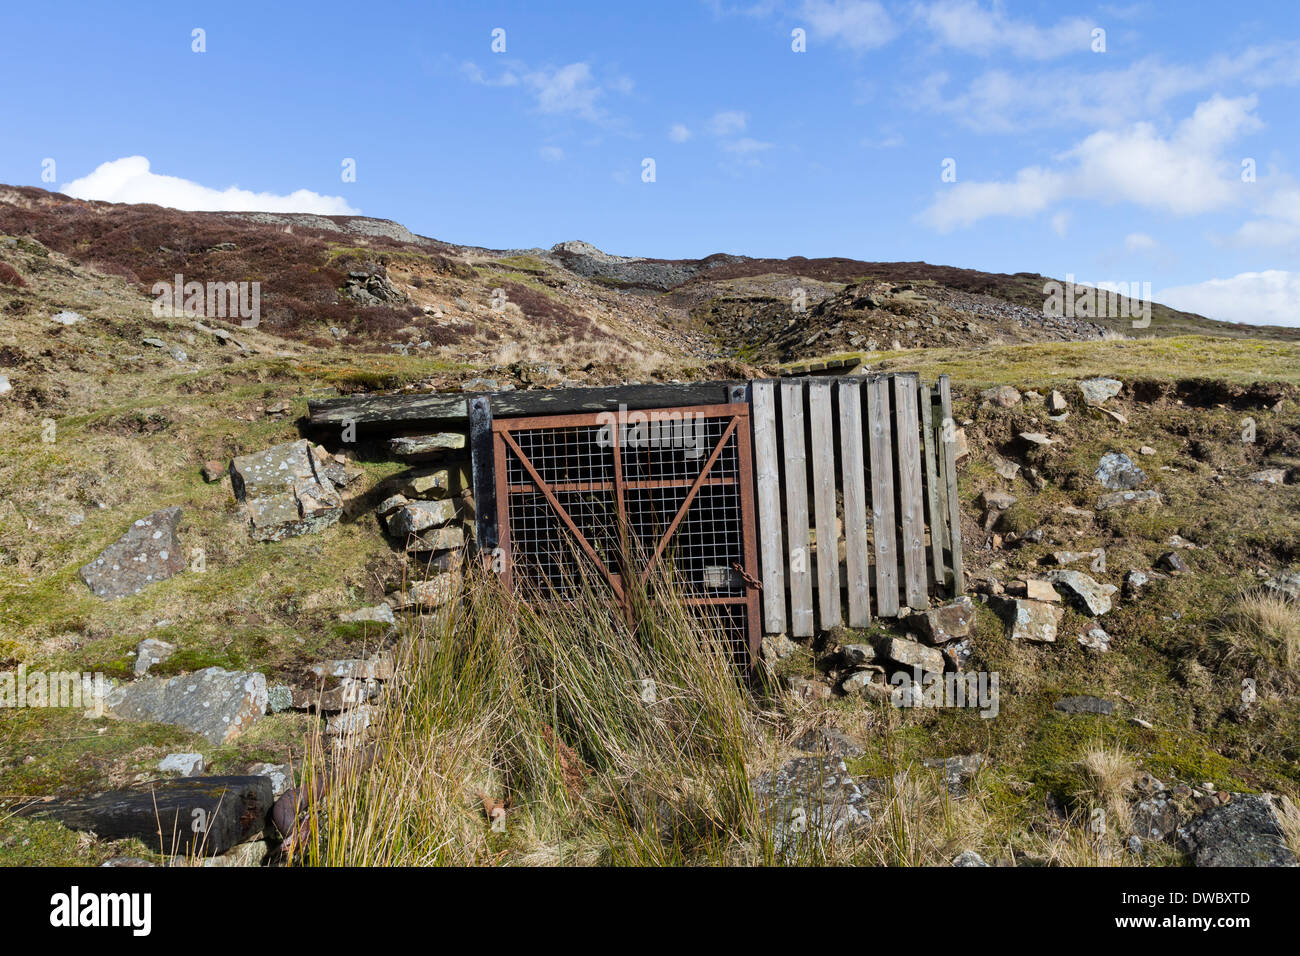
[297,566,758,866]
[1178,589,1300,691]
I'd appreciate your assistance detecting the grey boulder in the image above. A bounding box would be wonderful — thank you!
[106,667,268,745]
[1045,570,1117,616]
[230,440,342,542]
[1095,452,1147,490]
[1178,794,1298,867]
[79,507,186,600]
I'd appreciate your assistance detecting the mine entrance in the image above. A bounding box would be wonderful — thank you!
[490,404,761,660]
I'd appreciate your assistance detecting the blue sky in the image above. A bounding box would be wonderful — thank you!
[3,1,1299,324]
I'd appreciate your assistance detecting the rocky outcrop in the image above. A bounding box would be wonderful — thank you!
[1178,794,1298,867]
[230,440,342,542]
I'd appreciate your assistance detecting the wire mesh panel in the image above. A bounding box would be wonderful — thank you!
[492,404,760,662]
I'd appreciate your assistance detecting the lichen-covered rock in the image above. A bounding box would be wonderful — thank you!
[750,756,871,858]
[1045,569,1117,616]
[879,637,945,674]
[995,597,1062,643]
[309,652,394,681]
[1096,489,1162,510]
[158,752,205,776]
[1263,572,1300,601]
[230,440,342,542]
[922,754,986,795]
[247,762,293,799]
[387,499,457,539]
[1178,794,1298,867]
[1095,452,1147,490]
[390,572,462,610]
[403,468,465,499]
[1131,793,1181,842]
[907,596,975,644]
[792,727,865,758]
[405,525,465,554]
[1079,377,1122,406]
[981,385,1021,408]
[79,507,186,600]
[339,604,396,625]
[134,637,176,677]
[760,633,797,662]
[106,667,268,745]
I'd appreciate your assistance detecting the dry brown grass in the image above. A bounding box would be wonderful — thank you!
[1232,589,1300,672]
[1277,795,1300,861]
[1076,741,1137,839]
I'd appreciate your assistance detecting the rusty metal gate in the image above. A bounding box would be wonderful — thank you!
[489,404,761,659]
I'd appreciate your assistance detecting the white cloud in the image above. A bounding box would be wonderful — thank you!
[538,145,565,162]
[917,42,1300,132]
[1050,211,1070,237]
[460,62,520,87]
[523,63,605,119]
[1230,187,1300,247]
[465,60,626,122]
[60,156,358,214]
[1124,232,1157,251]
[1158,271,1300,326]
[709,110,748,136]
[723,137,774,153]
[800,0,896,51]
[915,1,1096,60]
[922,166,1066,231]
[861,132,904,148]
[669,123,692,142]
[921,95,1260,231]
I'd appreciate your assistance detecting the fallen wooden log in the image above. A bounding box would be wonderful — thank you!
[16,775,274,857]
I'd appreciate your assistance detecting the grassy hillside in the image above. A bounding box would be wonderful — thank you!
[1,198,1298,867]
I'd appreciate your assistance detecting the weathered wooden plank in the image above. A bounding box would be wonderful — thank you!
[308,392,468,431]
[893,374,928,610]
[19,776,273,857]
[938,374,965,594]
[468,396,498,557]
[918,381,948,592]
[750,381,787,634]
[866,376,900,617]
[929,387,953,584]
[807,380,841,628]
[837,380,871,627]
[308,381,746,432]
[780,380,814,637]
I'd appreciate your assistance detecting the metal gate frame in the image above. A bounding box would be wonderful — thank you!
[489,403,762,660]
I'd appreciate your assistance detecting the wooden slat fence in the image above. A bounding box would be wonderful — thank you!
[749,373,964,633]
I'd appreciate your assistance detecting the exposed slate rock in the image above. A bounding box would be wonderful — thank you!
[79,507,186,600]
